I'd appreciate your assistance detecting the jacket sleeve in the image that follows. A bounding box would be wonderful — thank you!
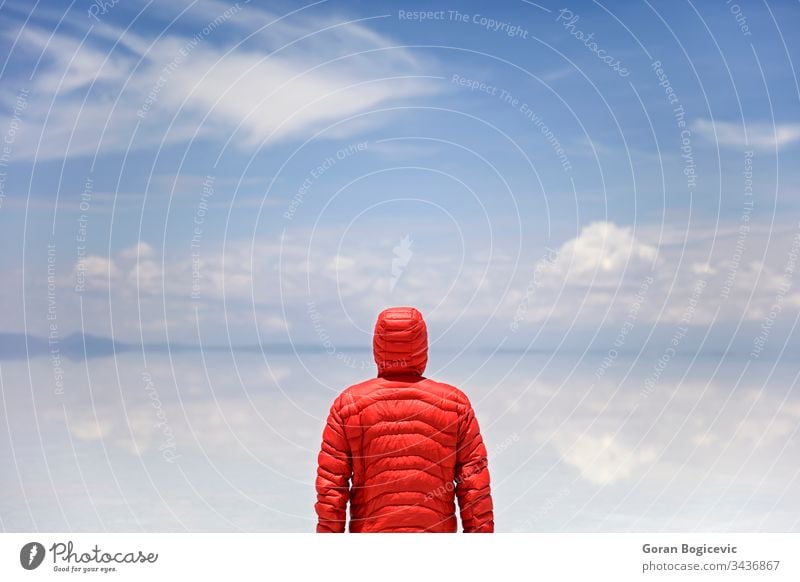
[314,400,352,533]
[454,396,494,533]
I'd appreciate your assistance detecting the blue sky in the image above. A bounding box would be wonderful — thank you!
[1,0,799,352]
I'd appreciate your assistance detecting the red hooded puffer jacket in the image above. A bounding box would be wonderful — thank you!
[315,307,493,533]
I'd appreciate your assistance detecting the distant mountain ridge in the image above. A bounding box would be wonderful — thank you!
[0,332,370,360]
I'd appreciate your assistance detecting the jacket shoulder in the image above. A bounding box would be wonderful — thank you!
[419,378,471,407]
[330,378,381,417]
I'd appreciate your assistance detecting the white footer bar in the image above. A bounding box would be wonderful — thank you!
[2,533,798,581]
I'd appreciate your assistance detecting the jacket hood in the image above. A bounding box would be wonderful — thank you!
[373,306,428,377]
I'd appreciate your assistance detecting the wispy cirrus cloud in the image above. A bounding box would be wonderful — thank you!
[692,118,800,151]
[1,3,437,160]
